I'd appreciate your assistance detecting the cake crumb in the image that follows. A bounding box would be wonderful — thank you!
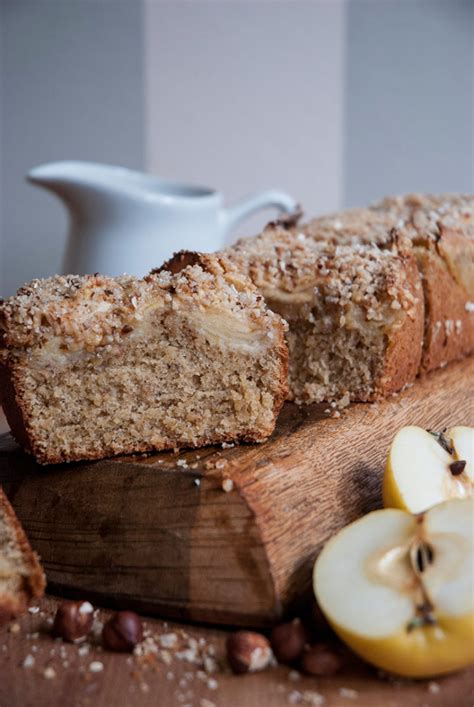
[89,660,104,673]
[428,682,441,694]
[43,666,56,680]
[339,687,358,699]
[221,478,234,492]
[23,654,35,669]
[288,670,301,682]
[159,633,178,649]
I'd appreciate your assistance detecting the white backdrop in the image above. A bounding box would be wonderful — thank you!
[0,0,472,297]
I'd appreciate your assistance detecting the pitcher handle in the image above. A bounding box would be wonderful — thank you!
[221,190,300,242]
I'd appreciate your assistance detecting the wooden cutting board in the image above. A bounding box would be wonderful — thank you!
[1,358,472,627]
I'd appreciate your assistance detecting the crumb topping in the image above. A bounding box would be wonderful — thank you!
[301,194,473,249]
[0,255,283,355]
[226,219,417,320]
[371,192,474,234]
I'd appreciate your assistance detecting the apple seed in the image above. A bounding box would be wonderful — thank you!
[449,460,466,476]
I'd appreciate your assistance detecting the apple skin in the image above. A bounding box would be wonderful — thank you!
[383,463,407,512]
[382,426,430,512]
[326,613,474,678]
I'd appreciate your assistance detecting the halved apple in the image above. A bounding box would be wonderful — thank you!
[313,498,474,678]
[383,426,473,513]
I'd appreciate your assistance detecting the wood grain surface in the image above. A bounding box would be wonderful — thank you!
[1,358,473,628]
[0,596,472,707]
[1,359,473,707]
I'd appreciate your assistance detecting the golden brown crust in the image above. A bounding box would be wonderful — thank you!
[154,250,206,275]
[415,244,474,373]
[375,251,424,396]
[371,193,474,372]
[0,486,46,625]
[0,362,33,456]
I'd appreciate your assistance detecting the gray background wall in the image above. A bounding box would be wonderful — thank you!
[144,0,345,236]
[1,0,473,297]
[345,0,474,205]
[0,0,144,296]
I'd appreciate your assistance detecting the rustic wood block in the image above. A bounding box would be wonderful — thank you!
[1,358,472,627]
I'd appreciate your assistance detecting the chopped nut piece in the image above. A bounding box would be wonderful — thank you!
[89,660,104,673]
[226,631,273,674]
[22,654,35,669]
[222,478,234,493]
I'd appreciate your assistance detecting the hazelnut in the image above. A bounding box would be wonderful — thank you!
[226,631,273,674]
[270,618,307,664]
[301,643,343,677]
[53,600,94,642]
[102,611,143,652]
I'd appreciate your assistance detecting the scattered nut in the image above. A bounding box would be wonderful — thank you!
[53,601,94,642]
[270,618,307,664]
[226,631,273,674]
[301,643,344,677]
[102,611,143,652]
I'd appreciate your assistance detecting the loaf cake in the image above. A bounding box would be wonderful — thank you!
[0,486,45,625]
[0,254,288,464]
[304,194,474,373]
[226,216,424,404]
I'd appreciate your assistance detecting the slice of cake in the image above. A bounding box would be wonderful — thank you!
[226,215,424,405]
[304,194,474,373]
[0,254,288,464]
[0,486,45,625]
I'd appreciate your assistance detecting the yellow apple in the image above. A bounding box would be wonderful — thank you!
[313,498,474,678]
[383,426,473,513]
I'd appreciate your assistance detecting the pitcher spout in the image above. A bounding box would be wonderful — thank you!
[27,160,157,220]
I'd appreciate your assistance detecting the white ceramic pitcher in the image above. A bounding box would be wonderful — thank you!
[27,161,298,276]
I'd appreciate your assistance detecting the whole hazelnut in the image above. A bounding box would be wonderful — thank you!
[102,611,143,652]
[301,643,343,677]
[226,631,273,674]
[53,600,94,642]
[270,618,307,664]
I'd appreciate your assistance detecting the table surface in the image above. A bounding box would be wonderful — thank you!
[1,413,473,707]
